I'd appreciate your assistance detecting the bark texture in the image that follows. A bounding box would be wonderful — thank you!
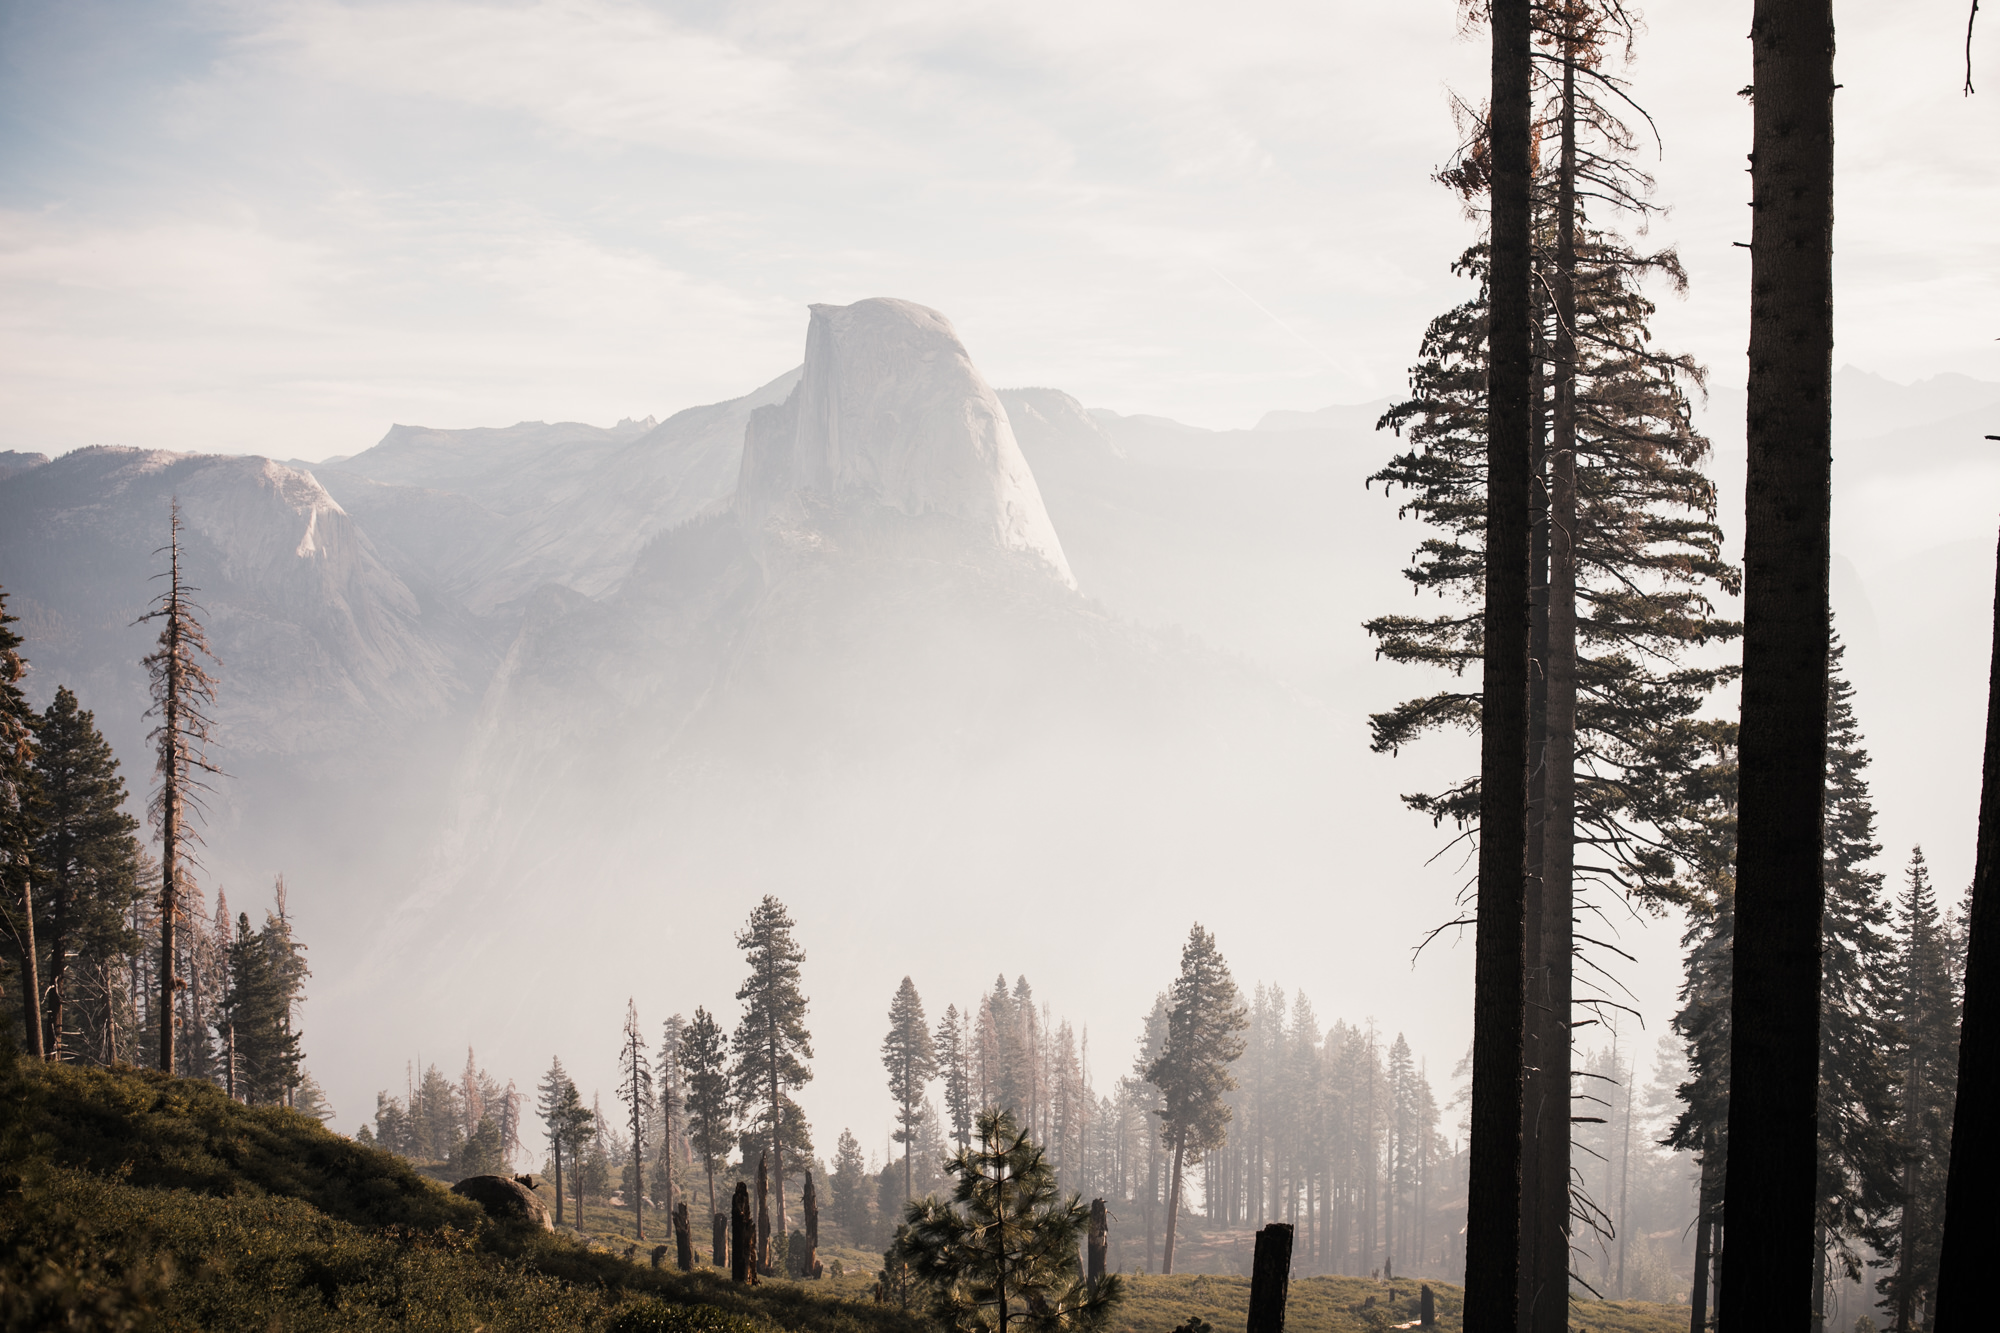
[1935,528,2000,1326]
[1721,4,1835,1330]
[1466,1,1534,1328]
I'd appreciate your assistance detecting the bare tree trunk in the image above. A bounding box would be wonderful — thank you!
[1721,4,1836,1330]
[1088,1198,1108,1297]
[1936,526,2000,1326]
[1690,1150,1718,1333]
[19,878,44,1059]
[713,1210,727,1267]
[1247,1223,1294,1333]
[552,1136,564,1225]
[675,1201,693,1272]
[732,1181,755,1284]
[1466,2,1534,1330]
[1529,40,1581,1333]
[803,1169,821,1278]
[1162,1129,1186,1274]
[768,1051,786,1268]
[756,1151,772,1275]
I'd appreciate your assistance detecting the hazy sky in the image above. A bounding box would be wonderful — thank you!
[3,0,1993,463]
[5,0,1999,1152]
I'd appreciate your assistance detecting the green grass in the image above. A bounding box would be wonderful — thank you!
[1104,1270,1688,1333]
[0,1045,930,1333]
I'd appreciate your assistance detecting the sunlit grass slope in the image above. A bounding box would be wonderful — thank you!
[1105,1270,1687,1333]
[0,1047,927,1333]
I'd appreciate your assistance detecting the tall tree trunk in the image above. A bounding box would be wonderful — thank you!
[1690,1149,1719,1333]
[1088,1197,1108,1297]
[756,1151,772,1274]
[1162,1128,1186,1274]
[1936,527,2000,1326]
[1466,0,1534,1329]
[553,1138,565,1225]
[158,804,177,1070]
[1616,1055,1634,1300]
[1528,39,1581,1333]
[769,1047,786,1268]
[1721,4,1835,1331]
[19,878,44,1059]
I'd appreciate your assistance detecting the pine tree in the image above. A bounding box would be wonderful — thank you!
[1879,849,1960,1331]
[0,588,46,1059]
[618,998,654,1240]
[137,503,223,1073]
[681,1006,732,1220]
[884,976,938,1206]
[731,896,813,1250]
[937,1004,973,1152]
[219,891,308,1107]
[538,1056,577,1225]
[831,1127,872,1243]
[656,1013,685,1220]
[894,1107,1124,1333]
[1813,642,1902,1311]
[1144,924,1247,1274]
[1724,1,1838,1325]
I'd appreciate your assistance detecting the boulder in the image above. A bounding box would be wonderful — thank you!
[450,1174,552,1230]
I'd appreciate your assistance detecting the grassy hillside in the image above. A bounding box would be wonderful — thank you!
[0,1043,926,1333]
[1105,1272,1687,1333]
[0,1041,1688,1333]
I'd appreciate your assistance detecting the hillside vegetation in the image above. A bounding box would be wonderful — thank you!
[0,1042,925,1333]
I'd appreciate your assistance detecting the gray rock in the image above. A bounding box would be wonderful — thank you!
[450,1174,552,1230]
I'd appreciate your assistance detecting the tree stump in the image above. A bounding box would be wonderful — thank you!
[1247,1223,1293,1333]
[732,1182,756,1284]
[674,1202,693,1272]
[713,1211,727,1266]
[803,1170,822,1278]
[1088,1198,1109,1297]
[1420,1284,1436,1329]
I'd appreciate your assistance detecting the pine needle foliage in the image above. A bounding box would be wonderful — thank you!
[731,897,813,1242]
[681,1006,732,1220]
[892,1107,1123,1333]
[883,976,937,1206]
[1367,237,1737,905]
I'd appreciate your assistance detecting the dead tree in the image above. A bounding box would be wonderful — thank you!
[1088,1198,1109,1298]
[136,501,222,1073]
[732,1182,755,1284]
[713,1211,728,1267]
[674,1202,693,1272]
[802,1169,822,1278]
[1247,1223,1294,1333]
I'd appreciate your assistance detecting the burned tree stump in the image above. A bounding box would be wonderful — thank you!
[803,1170,823,1278]
[1247,1223,1293,1333]
[731,1182,756,1284]
[713,1211,727,1266]
[1419,1284,1435,1329]
[674,1202,693,1272]
[1088,1198,1109,1297]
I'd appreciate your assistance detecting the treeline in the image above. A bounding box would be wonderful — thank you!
[0,585,319,1113]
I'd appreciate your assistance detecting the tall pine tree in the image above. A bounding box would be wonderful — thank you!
[1879,849,1960,1332]
[29,687,147,1064]
[731,896,812,1249]
[1144,925,1247,1274]
[883,976,937,1206]
[681,1006,732,1221]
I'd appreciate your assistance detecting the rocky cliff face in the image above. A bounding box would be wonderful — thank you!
[0,446,477,759]
[737,300,1072,585]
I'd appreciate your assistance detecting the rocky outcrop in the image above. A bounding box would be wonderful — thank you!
[450,1174,552,1230]
[736,299,1072,585]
